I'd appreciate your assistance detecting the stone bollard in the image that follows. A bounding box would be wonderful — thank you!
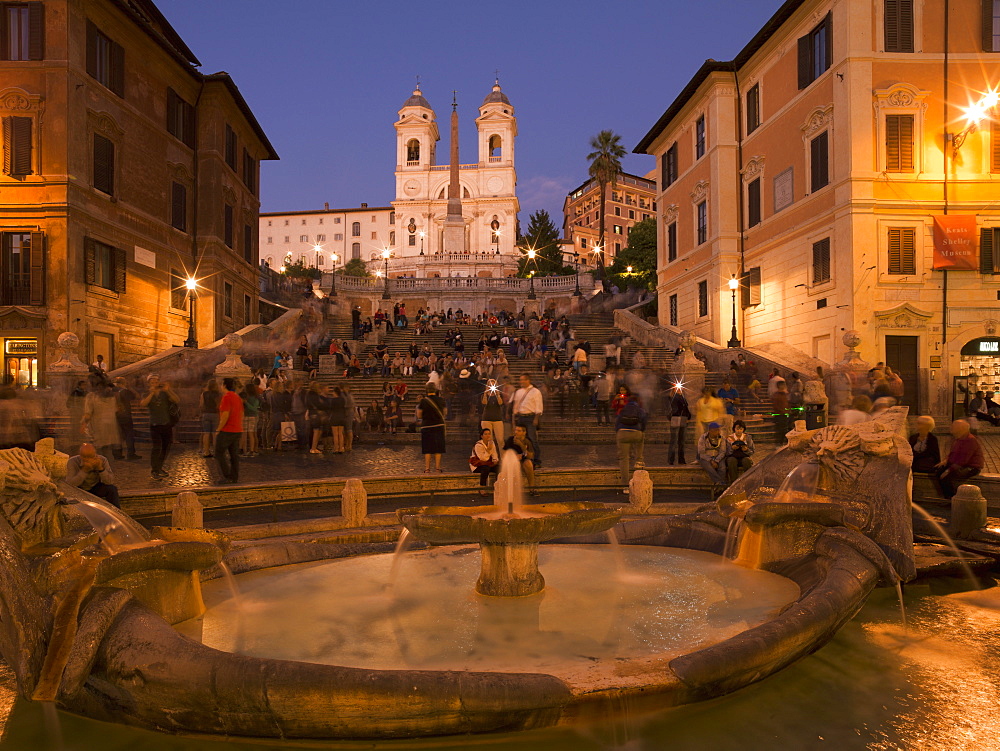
[628,469,653,514]
[342,478,368,527]
[172,491,203,529]
[951,484,987,540]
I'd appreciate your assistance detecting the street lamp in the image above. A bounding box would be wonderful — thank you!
[419,231,425,256]
[491,218,500,256]
[952,88,999,157]
[183,276,198,348]
[526,247,537,299]
[329,251,338,296]
[572,250,581,296]
[727,275,741,348]
[381,247,392,300]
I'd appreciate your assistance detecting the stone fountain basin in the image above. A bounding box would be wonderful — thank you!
[396,502,622,544]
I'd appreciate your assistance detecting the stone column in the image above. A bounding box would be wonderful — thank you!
[342,478,368,527]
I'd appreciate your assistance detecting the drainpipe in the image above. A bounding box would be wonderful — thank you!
[732,62,746,346]
[941,0,949,347]
[191,79,205,342]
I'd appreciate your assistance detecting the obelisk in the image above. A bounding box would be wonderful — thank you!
[442,92,465,254]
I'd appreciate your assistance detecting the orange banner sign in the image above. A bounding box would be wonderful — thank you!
[932,215,978,270]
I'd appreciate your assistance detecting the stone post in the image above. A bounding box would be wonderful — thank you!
[44,332,90,416]
[628,469,653,514]
[675,330,706,415]
[829,330,870,413]
[950,484,987,540]
[172,491,203,528]
[213,333,253,382]
[342,478,368,527]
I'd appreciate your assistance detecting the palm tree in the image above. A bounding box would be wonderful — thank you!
[586,130,627,276]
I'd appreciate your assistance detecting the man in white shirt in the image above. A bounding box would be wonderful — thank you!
[512,373,544,467]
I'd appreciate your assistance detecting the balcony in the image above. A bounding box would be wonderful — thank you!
[321,271,595,295]
[405,160,420,167]
[488,156,502,163]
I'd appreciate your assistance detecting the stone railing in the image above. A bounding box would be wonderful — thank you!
[322,273,595,296]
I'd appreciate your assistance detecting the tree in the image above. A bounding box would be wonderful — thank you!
[607,218,656,291]
[515,210,573,277]
[281,260,320,281]
[339,258,371,277]
[586,130,627,275]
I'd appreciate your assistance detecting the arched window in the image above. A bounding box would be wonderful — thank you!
[351,222,361,237]
[264,256,272,266]
[351,242,361,259]
[406,139,420,163]
[389,231,395,245]
[490,216,500,243]
[316,255,324,266]
[389,212,395,224]
[488,135,502,159]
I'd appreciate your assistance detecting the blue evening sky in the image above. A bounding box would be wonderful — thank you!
[157,0,779,224]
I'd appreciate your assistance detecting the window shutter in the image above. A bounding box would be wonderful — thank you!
[224,204,234,247]
[166,89,177,136]
[27,3,44,60]
[110,40,124,97]
[984,0,996,51]
[10,116,31,175]
[243,224,253,263]
[992,121,1000,173]
[747,178,761,227]
[93,134,114,194]
[740,267,761,308]
[86,20,97,78]
[28,231,44,305]
[113,246,127,293]
[824,12,833,68]
[888,228,916,273]
[1,117,11,175]
[885,0,900,50]
[84,237,96,284]
[886,115,900,169]
[885,114,914,171]
[171,182,186,231]
[812,238,831,283]
[184,98,195,148]
[660,152,668,189]
[885,0,912,52]
[982,228,997,273]
[797,35,810,89]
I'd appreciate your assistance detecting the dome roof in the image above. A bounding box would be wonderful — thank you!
[403,87,431,109]
[482,83,510,106]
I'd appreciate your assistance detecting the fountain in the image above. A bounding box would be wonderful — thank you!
[0,414,934,741]
[397,451,621,597]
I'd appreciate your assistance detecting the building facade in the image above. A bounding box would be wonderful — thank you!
[562,171,657,267]
[0,0,277,384]
[636,0,1000,416]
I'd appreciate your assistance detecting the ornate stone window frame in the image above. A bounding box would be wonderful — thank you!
[742,156,765,227]
[0,87,44,178]
[87,109,124,199]
[873,83,929,174]
[801,104,833,195]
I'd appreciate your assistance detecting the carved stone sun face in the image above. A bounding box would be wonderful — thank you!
[803,425,865,486]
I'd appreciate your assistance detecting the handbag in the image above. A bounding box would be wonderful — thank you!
[280,421,297,442]
[670,415,687,427]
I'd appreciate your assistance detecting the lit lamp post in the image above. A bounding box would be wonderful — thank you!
[952,89,999,156]
[727,275,741,348]
[526,247,537,299]
[419,231,425,256]
[491,218,500,256]
[329,251,338,296]
[573,250,581,296]
[381,247,392,300]
[183,277,198,348]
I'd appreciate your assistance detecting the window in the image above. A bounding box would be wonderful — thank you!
[266,237,272,244]
[166,89,194,147]
[225,124,236,169]
[797,12,832,89]
[283,236,289,242]
[812,237,831,283]
[983,0,1000,51]
[2,115,31,176]
[389,212,395,224]
[169,268,186,309]
[242,148,256,194]
[696,201,707,244]
[740,266,762,307]
[86,20,124,97]
[667,222,677,262]
[318,218,323,225]
[299,235,308,242]
[170,182,186,231]
[334,233,343,241]
[580,238,587,249]
[615,243,621,253]
[1,2,43,60]
[884,0,914,52]
[628,210,635,219]
[747,178,761,227]
[746,84,761,134]
[613,225,622,235]
[885,114,914,171]
[244,293,252,326]
[1,231,43,305]
[84,237,125,292]
[695,115,706,159]
[316,234,326,242]
[223,281,233,319]
[389,231,395,245]
[351,222,361,237]
[224,204,233,248]
[351,242,360,259]
[371,232,377,240]
[697,280,708,317]
[810,131,830,192]
[661,143,678,187]
[668,294,678,326]
[614,206,621,216]
[406,139,420,162]
[334,217,341,224]
[243,224,253,264]
[887,227,916,274]
[92,133,114,195]
[980,227,1000,273]
[992,121,1000,173]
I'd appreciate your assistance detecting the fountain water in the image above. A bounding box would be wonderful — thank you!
[69,497,149,554]
[910,502,981,590]
[494,449,524,515]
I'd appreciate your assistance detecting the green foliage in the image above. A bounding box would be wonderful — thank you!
[339,258,371,277]
[516,209,573,277]
[586,130,627,271]
[281,260,321,280]
[606,218,657,291]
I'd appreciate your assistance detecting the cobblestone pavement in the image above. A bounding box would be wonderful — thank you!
[108,431,1000,493]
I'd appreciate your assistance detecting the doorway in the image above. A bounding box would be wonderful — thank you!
[885,335,918,409]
